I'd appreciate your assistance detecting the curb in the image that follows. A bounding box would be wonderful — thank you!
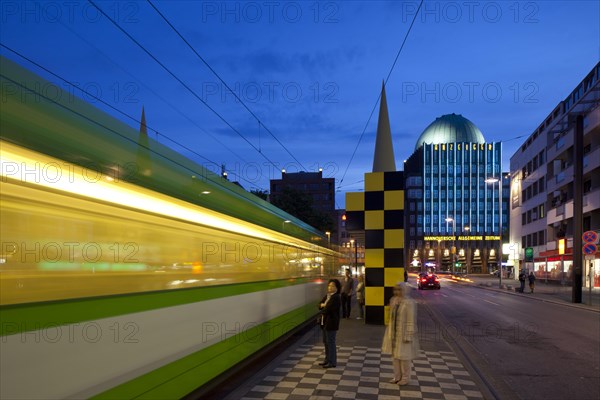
[465,280,600,313]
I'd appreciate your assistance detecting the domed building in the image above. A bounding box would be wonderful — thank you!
[404,114,509,275]
[415,113,485,150]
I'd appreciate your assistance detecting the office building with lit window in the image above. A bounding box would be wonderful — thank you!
[404,113,509,274]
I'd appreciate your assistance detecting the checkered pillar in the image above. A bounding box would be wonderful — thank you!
[346,171,404,325]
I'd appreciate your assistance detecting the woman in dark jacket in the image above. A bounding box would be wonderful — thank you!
[318,279,341,368]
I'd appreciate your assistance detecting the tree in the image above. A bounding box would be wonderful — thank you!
[250,189,269,201]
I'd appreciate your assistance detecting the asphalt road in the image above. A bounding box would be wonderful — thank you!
[414,277,600,400]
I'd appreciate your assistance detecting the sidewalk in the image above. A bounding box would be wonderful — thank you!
[216,275,598,399]
[225,304,488,400]
[455,274,600,311]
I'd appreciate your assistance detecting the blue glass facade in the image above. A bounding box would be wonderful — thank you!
[405,141,509,274]
[422,142,504,235]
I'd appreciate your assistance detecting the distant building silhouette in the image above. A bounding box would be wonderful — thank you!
[270,170,335,213]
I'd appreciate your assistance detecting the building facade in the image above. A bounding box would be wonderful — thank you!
[270,170,335,213]
[404,114,509,275]
[509,62,600,287]
[337,208,365,273]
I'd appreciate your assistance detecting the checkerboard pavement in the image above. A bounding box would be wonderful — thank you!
[237,341,484,400]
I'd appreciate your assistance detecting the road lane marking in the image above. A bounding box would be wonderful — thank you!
[483,299,500,306]
[439,285,480,298]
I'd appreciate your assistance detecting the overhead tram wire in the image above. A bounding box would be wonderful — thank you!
[336,179,365,190]
[0,44,225,169]
[1,44,259,186]
[0,73,270,198]
[53,19,249,164]
[146,0,307,171]
[338,0,424,189]
[500,134,529,143]
[87,0,281,172]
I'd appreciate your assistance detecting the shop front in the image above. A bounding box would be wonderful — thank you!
[416,235,502,275]
[535,248,600,288]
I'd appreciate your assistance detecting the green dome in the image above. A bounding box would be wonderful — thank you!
[415,113,485,151]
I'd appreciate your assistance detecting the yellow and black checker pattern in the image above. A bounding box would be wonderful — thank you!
[346,171,405,325]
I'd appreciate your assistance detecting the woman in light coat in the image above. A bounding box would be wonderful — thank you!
[355,275,365,319]
[381,282,420,385]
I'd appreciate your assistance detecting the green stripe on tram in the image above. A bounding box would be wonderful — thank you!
[0,278,314,336]
[91,304,315,400]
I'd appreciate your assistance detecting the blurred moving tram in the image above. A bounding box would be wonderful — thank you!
[0,57,339,399]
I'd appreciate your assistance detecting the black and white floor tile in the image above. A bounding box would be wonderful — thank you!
[239,345,484,400]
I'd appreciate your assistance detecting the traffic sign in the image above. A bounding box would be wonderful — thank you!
[583,231,599,244]
[582,243,597,255]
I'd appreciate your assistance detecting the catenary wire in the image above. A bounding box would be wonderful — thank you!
[0,44,220,167]
[0,73,278,200]
[338,0,526,191]
[1,45,240,175]
[87,0,281,172]
[0,45,266,189]
[146,0,307,171]
[338,0,424,189]
[54,19,249,165]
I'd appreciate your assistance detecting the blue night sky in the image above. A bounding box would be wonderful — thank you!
[1,1,599,208]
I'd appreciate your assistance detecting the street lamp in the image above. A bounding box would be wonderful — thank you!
[325,231,331,246]
[350,239,355,275]
[354,240,358,276]
[485,177,502,288]
[445,217,456,274]
[464,226,470,274]
[282,220,291,231]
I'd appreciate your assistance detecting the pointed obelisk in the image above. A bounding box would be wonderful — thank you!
[372,81,396,172]
[137,106,152,177]
[140,106,148,136]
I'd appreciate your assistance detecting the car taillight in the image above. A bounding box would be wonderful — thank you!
[434,277,439,282]
[421,278,427,282]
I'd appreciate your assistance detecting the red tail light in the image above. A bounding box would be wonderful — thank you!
[421,278,427,283]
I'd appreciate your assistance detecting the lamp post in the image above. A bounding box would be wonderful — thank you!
[282,220,291,232]
[464,226,470,274]
[354,241,358,276]
[350,239,355,275]
[445,217,456,274]
[485,177,502,288]
[325,231,331,246]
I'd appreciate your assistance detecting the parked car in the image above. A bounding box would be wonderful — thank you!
[417,272,441,290]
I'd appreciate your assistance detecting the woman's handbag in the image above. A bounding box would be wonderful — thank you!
[317,314,324,326]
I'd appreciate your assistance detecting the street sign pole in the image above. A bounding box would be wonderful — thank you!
[582,230,598,305]
[585,256,594,305]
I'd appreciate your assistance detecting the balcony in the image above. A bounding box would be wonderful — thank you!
[584,107,600,135]
[584,187,600,213]
[547,129,574,162]
[546,188,600,225]
[547,200,573,225]
[547,163,574,193]
[584,144,600,173]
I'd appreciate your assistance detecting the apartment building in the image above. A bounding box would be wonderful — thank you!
[509,63,600,287]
